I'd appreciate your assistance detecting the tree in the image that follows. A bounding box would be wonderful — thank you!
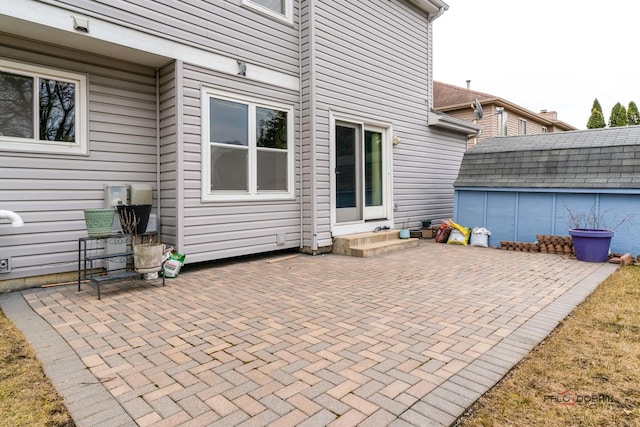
[609,102,628,127]
[586,98,606,128]
[587,109,606,129]
[628,101,640,126]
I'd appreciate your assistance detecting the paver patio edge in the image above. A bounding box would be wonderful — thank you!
[443,262,618,426]
[0,249,621,427]
[0,290,134,427]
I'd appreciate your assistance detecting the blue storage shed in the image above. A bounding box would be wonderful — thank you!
[454,126,640,255]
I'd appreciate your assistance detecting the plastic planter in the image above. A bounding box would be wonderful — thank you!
[569,229,614,262]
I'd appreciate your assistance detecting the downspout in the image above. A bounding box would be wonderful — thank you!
[155,68,161,233]
[309,0,318,251]
[298,4,304,248]
[175,61,185,253]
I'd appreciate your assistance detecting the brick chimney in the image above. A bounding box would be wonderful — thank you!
[539,110,558,121]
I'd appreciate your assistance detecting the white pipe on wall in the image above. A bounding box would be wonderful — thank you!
[0,210,24,227]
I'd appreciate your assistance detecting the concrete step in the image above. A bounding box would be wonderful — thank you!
[333,230,419,257]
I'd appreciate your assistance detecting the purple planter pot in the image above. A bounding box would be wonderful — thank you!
[569,229,614,262]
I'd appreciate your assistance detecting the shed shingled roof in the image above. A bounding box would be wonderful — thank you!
[454,126,640,189]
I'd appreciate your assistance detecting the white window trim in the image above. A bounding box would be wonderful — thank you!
[328,111,394,235]
[518,118,527,135]
[498,109,508,137]
[242,0,293,24]
[201,87,295,202]
[0,59,88,156]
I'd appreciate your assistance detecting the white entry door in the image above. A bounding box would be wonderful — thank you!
[335,121,388,224]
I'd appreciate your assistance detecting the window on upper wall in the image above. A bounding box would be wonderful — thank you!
[542,127,548,133]
[243,0,293,23]
[201,88,294,201]
[0,59,87,155]
[497,109,508,136]
[518,118,527,135]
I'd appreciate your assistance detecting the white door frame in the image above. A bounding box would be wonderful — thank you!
[329,112,394,236]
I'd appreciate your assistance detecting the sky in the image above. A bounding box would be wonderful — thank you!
[432,0,640,130]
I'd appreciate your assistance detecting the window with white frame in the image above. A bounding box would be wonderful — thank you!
[0,59,87,155]
[201,89,294,201]
[497,109,508,136]
[518,118,527,135]
[243,0,293,22]
[542,127,548,133]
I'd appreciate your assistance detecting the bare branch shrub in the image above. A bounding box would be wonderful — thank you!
[563,202,632,231]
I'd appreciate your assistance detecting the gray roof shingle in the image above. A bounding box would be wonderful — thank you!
[454,126,640,189]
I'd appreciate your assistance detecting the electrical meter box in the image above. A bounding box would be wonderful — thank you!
[104,185,128,208]
[130,184,153,205]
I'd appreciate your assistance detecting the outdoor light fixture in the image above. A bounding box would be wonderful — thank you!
[237,60,247,76]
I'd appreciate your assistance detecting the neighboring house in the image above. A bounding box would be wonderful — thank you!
[434,81,576,148]
[454,126,640,255]
[0,0,479,289]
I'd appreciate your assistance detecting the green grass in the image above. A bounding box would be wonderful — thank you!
[457,265,640,426]
[0,308,74,427]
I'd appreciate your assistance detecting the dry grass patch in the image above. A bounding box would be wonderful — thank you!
[458,266,640,426]
[0,308,74,427]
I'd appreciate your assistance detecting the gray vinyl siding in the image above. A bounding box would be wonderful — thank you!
[45,0,300,75]
[311,0,460,243]
[397,127,467,225]
[178,63,301,264]
[0,35,157,281]
[159,62,178,249]
[300,0,314,249]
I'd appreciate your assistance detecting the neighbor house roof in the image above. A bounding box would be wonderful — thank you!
[434,82,496,108]
[454,126,640,189]
[434,81,577,131]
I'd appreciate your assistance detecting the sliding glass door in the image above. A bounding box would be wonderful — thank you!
[335,122,387,223]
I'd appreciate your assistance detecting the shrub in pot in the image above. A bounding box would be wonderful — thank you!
[117,205,163,273]
[569,229,614,262]
[564,203,630,263]
[116,204,152,235]
[133,242,164,274]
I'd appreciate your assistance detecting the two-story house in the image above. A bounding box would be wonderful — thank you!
[0,0,479,289]
[434,81,576,148]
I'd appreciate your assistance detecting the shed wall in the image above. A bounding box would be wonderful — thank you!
[455,189,640,255]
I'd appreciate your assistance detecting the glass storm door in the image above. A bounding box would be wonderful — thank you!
[335,124,361,223]
[335,123,386,223]
[364,129,384,219]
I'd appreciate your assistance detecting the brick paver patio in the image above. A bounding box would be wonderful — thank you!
[1,242,616,426]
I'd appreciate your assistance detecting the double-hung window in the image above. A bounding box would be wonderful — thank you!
[202,89,294,201]
[497,109,508,137]
[518,118,527,135]
[242,0,293,23]
[0,59,87,155]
